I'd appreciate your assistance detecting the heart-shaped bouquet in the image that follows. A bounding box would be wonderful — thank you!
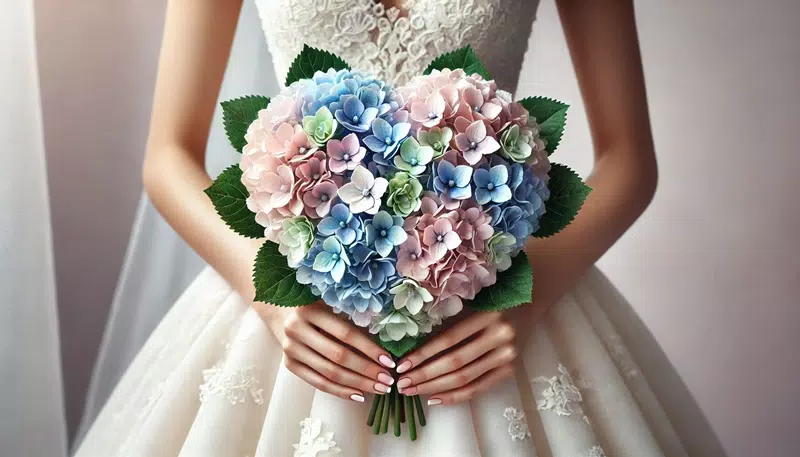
[206,45,590,439]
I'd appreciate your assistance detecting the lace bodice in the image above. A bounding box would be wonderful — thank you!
[255,0,539,92]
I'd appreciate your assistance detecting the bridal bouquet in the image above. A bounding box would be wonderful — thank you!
[205,45,590,439]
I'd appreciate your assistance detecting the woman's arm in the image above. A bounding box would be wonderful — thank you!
[395,0,658,405]
[143,0,395,402]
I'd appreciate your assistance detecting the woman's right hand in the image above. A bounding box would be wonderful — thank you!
[258,302,397,403]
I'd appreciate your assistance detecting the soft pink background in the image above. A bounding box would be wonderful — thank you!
[34,0,799,455]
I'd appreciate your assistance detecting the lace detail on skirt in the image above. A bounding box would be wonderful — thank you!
[502,406,532,441]
[293,418,341,457]
[534,363,590,424]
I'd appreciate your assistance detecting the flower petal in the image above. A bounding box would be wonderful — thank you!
[466,120,486,142]
[443,231,461,250]
[375,237,394,257]
[313,252,336,273]
[371,117,392,139]
[449,186,472,200]
[350,166,374,190]
[331,260,346,282]
[363,135,387,152]
[491,185,512,203]
[370,177,389,198]
[386,226,408,245]
[453,165,473,187]
[475,187,491,205]
[338,183,364,204]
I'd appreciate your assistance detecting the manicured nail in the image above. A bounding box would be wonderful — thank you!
[379,355,396,368]
[377,373,395,385]
[396,360,412,373]
[427,398,442,406]
[397,378,412,389]
[374,383,392,394]
[350,394,365,403]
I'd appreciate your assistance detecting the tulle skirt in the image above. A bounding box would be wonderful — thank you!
[73,266,708,457]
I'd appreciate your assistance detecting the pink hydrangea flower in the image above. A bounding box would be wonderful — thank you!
[422,219,461,261]
[454,120,501,165]
[327,133,366,174]
[261,164,295,209]
[302,180,338,218]
[397,234,431,282]
[294,151,330,191]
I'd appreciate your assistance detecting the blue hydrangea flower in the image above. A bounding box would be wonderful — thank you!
[318,203,363,245]
[312,236,351,282]
[349,243,397,294]
[363,117,411,158]
[334,95,379,132]
[483,160,550,248]
[434,159,472,200]
[474,164,512,204]
[365,211,408,257]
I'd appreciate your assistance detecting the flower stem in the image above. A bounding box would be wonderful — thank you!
[414,395,426,427]
[399,392,406,423]
[406,394,417,441]
[380,391,391,434]
[372,395,384,435]
[367,394,381,427]
[393,390,401,436]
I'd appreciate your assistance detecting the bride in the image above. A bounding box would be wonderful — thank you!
[75,0,709,456]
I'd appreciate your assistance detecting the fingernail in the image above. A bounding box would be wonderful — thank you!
[396,360,412,373]
[427,398,442,406]
[379,355,396,368]
[377,373,395,385]
[402,386,417,395]
[350,394,365,403]
[374,383,392,394]
[397,378,412,389]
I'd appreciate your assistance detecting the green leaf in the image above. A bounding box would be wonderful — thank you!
[204,165,264,239]
[534,163,592,238]
[518,96,569,155]
[221,95,270,153]
[253,241,318,307]
[380,336,424,359]
[285,44,350,87]
[423,45,491,81]
[468,252,533,312]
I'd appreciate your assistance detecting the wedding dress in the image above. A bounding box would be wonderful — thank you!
[73,1,719,456]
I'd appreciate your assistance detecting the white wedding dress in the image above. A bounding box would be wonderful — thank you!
[74,1,720,456]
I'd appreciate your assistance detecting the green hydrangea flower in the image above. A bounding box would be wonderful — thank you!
[418,126,453,159]
[394,137,434,176]
[486,232,517,272]
[278,216,315,268]
[386,172,423,217]
[302,106,337,146]
[498,124,533,163]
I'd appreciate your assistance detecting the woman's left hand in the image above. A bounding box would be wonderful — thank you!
[394,311,517,405]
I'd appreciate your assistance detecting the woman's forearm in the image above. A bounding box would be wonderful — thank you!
[143,148,263,304]
[525,149,657,309]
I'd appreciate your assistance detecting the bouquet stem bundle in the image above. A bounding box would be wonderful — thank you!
[367,389,426,440]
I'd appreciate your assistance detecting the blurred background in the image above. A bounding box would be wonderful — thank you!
[1,0,798,456]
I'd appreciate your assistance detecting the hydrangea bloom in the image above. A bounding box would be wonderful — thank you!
[238,66,550,341]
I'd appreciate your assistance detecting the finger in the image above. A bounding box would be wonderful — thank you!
[427,363,516,406]
[303,305,398,369]
[397,322,514,391]
[283,357,367,403]
[293,319,393,388]
[396,312,505,374]
[401,344,516,396]
[286,341,392,395]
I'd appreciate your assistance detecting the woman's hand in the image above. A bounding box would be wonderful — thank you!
[259,302,396,403]
[394,311,517,405]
